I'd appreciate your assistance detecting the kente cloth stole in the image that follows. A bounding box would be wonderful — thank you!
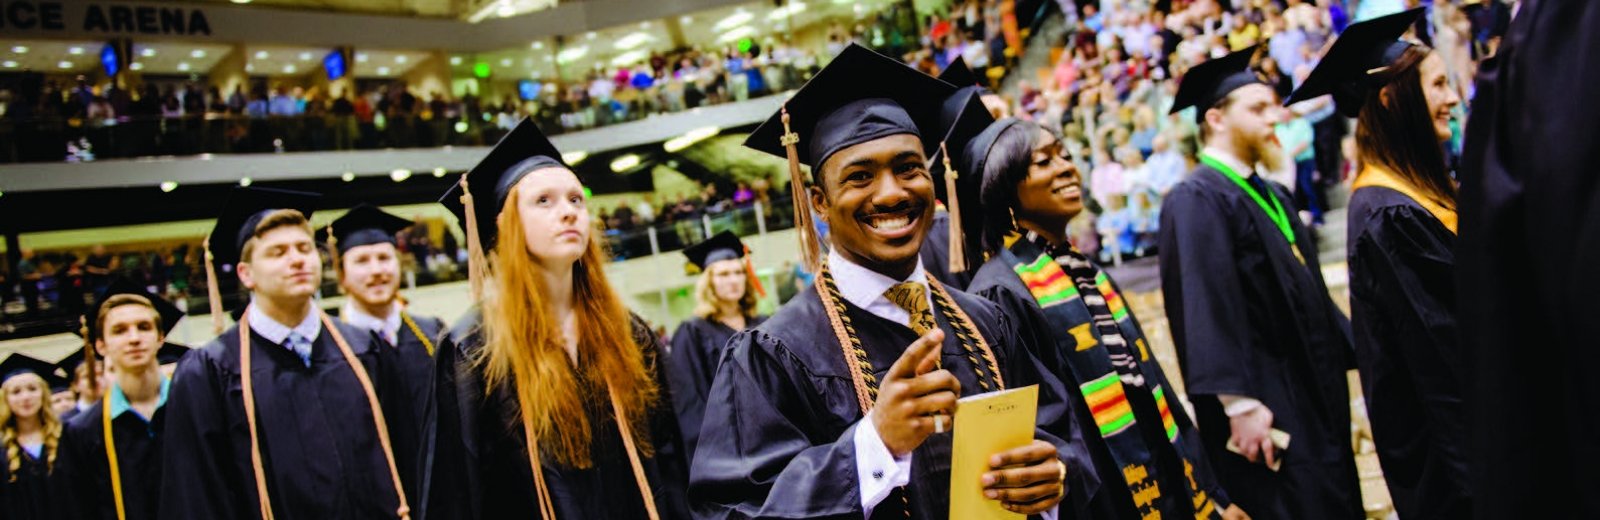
[1009,237,1220,520]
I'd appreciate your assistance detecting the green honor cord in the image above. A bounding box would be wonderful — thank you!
[1199,154,1296,246]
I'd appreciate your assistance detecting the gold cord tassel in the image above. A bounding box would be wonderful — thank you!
[780,106,821,274]
[203,235,224,335]
[459,173,488,302]
[78,316,98,378]
[325,224,341,291]
[940,142,968,273]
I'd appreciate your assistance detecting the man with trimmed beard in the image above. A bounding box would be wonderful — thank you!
[1156,46,1361,520]
[324,204,444,426]
[688,44,1097,520]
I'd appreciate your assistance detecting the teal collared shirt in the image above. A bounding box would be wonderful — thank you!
[108,376,171,431]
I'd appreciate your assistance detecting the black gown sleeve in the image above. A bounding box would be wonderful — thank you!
[666,320,709,459]
[1157,184,1261,399]
[687,329,871,520]
[631,314,694,520]
[158,345,245,519]
[50,416,96,520]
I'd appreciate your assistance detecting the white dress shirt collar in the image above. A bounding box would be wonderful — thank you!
[827,248,932,329]
[342,300,401,344]
[247,299,322,345]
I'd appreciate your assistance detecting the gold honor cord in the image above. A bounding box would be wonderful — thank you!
[518,379,662,519]
[400,314,436,356]
[101,393,126,520]
[238,308,413,520]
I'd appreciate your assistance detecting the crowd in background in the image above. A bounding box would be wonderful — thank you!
[0,0,1515,330]
[984,0,1504,262]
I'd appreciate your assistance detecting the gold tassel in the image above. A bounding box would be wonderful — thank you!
[941,142,968,273]
[203,236,224,335]
[459,173,487,302]
[780,106,821,274]
[325,224,343,294]
[78,316,96,379]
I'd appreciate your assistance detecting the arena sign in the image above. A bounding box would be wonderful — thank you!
[1,0,212,36]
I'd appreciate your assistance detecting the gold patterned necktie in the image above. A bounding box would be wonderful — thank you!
[884,281,937,336]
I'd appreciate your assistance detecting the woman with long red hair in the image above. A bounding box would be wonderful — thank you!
[428,119,690,520]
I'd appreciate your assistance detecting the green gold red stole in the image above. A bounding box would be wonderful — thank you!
[1007,237,1221,519]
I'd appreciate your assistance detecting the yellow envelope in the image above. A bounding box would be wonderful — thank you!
[949,384,1039,520]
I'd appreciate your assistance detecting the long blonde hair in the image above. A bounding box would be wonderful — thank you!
[691,261,759,321]
[477,186,659,469]
[0,373,62,480]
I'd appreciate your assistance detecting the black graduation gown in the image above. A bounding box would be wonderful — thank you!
[1156,166,1361,520]
[159,319,422,520]
[393,312,444,520]
[53,397,166,520]
[1345,187,1469,519]
[427,310,692,520]
[665,315,767,462]
[0,443,55,520]
[970,254,1234,520]
[688,285,1100,520]
[1457,3,1600,516]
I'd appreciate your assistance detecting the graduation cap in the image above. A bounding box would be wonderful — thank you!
[930,89,999,274]
[742,43,957,271]
[1284,8,1425,117]
[440,117,569,300]
[1170,45,1269,124]
[320,203,413,278]
[683,231,766,297]
[939,57,989,93]
[203,186,322,333]
[158,343,192,365]
[0,354,68,392]
[88,277,185,343]
[321,204,413,256]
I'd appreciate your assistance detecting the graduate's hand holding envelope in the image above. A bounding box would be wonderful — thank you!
[870,329,1066,519]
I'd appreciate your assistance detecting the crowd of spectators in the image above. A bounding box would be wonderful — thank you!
[985,0,1503,263]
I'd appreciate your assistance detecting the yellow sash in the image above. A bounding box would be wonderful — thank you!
[1352,166,1458,234]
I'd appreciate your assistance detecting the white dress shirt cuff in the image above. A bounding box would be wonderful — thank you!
[1220,394,1264,417]
[855,418,912,517]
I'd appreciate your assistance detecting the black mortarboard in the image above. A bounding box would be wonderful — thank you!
[1,354,67,391]
[744,43,956,170]
[681,231,766,297]
[440,117,567,253]
[939,57,989,93]
[1285,8,1425,116]
[743,43,954,271]
[320,204,414,256]
[87,277,185,342]
[1170,45,1269,123]
[206,187,323,268]
[683,231,748,271]
[930,89,998,273]
[202,186,321,333]
[158,343,192,365]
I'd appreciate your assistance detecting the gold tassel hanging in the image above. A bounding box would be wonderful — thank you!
[325,224,342,293]
[78,316,97,379]
[780,106,821,274]
[202,235,224,335]
[941,142,968,273]
[459,173,488,302]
